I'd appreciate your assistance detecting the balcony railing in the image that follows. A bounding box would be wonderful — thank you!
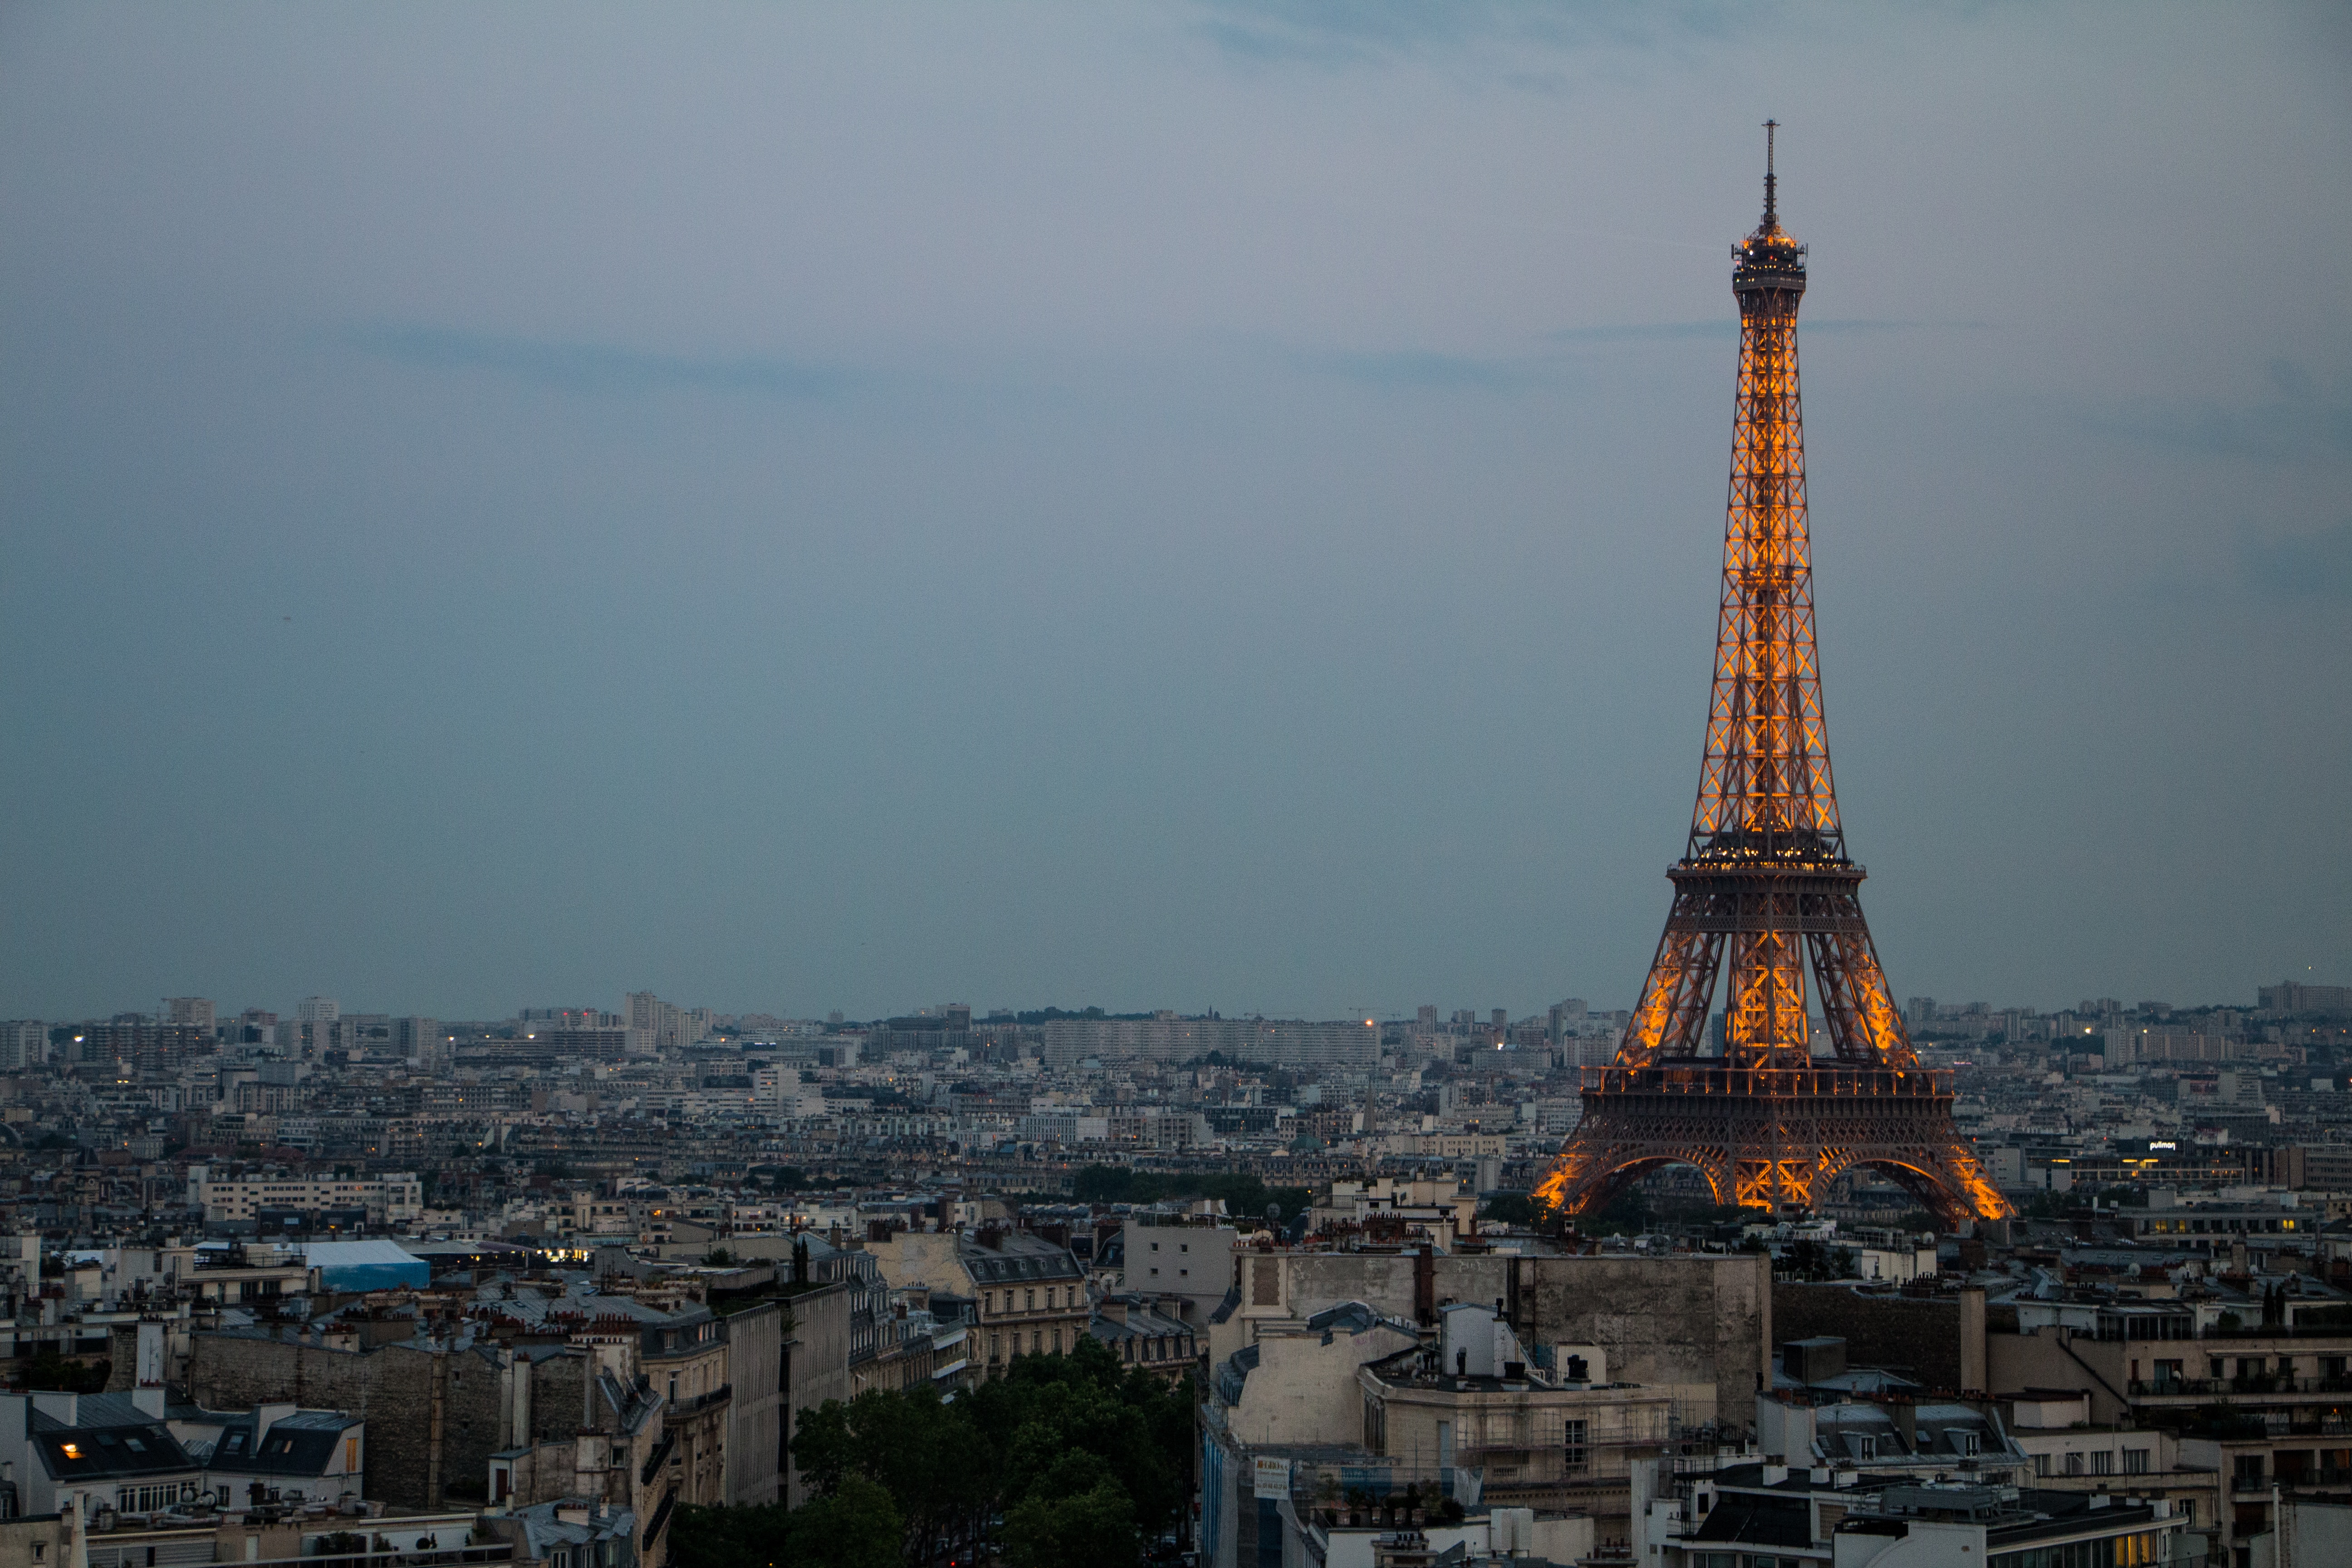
[2230,1475,2271,1494]
[1579,1064,1953,1100]
[640,1487,677,1551]
[166,1550,510,1568]
[2127,1376,2352,1398]
[669,1382,732,1416]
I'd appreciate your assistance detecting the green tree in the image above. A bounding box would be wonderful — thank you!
[784,1476,902,1568]
[668,1500,784,1568]
[25,1354,108,1393]
[1583,1181,1651,1236]
[671,1476,901,1568]
[792,1384,989,1560]
[1068,1166,1309,1222]
[1004,1481,1139,1568]
[1480,1193,1542,1226]
[732,1328,1191,1568]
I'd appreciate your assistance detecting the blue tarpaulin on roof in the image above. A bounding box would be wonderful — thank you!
[302,1240,429,1292]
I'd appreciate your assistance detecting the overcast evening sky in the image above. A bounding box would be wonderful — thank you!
[2,3,2347,1024]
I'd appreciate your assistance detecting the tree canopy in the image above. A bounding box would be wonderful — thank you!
[1069,1164,1310,1222]
[670,1337,1192,1568]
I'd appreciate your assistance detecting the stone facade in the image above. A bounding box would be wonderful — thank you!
[0,1514,71,1568]
[1215,1249,1772,1426]
[779,1281,852,1509]
[487,1369,669,1568]
[721,1302,784,1508]
[184,1331,510,1509]
[643,1320,728,1508]
[1518,1254,1773,1427]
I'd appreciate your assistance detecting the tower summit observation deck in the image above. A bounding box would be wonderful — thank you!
[1536,127,2009,1230]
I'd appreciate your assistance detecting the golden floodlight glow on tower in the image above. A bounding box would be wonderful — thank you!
[1536,125,2010,1231]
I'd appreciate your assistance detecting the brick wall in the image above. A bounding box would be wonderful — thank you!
[1524,1253,1774,1427]
[185,1333,508,1508]
[1772,1284,1962,1389]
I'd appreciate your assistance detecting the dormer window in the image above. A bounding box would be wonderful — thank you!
[1852,1436,1877,1460]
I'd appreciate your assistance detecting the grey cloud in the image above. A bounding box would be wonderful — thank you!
[1188,0,1735,69]
[2083,390,2352,464]
[1296,346,1578,391]
[2240,520,2352,599]
[345,325,850,400]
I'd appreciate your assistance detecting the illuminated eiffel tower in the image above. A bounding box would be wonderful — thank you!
[1537,127,2008,1231]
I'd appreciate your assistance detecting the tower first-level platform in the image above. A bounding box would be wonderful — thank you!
[1536,126,2008,1232]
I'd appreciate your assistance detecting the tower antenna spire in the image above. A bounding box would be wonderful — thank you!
[1533,139,2010,1233]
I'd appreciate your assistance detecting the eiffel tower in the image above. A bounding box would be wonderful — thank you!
[1536,126,2009,1232]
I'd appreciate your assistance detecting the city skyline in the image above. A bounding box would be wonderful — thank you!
[5,982,2327,1036]
[4,5,2347,1021]
[3,13,2350,1567]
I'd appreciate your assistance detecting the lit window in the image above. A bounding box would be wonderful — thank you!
[59,1444,81,1460]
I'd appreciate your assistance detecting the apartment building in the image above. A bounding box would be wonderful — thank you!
[1358,1302,1676,1518]
[867,1227,1087,1378]
[1991,1296,2352,1564]
[194,1173,424,1225]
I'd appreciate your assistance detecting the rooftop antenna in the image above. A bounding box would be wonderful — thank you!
[1762,118,1779,229]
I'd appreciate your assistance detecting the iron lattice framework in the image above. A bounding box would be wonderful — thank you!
[1537,127,2008,1231]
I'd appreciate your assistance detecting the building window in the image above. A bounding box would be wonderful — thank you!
[1563,1419,1588,1475]
[2123,1449,2149,1475]
[2065,1453,2085,1476]
[2090,1451,2113,1475]
[2034,1454,2051,1478]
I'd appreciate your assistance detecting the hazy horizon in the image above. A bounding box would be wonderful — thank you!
[4,3,2347,1023]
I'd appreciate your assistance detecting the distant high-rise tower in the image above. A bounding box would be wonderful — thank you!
[1537,127,2008,1229]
